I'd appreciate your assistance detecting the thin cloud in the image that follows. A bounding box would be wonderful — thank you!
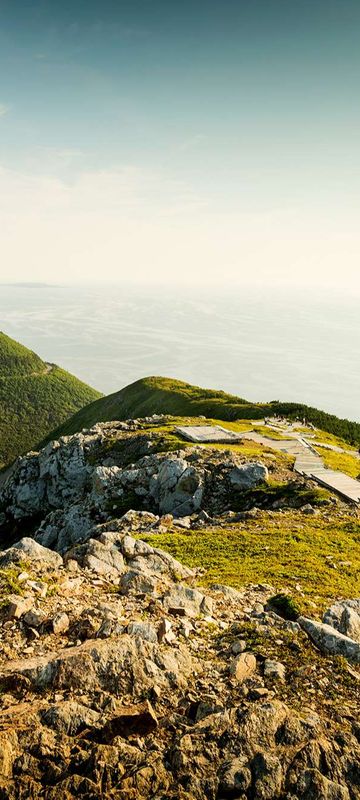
[0,104,9,118]
[177,134,207,152]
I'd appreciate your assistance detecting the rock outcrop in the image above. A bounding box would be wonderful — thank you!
[0,419,269,552]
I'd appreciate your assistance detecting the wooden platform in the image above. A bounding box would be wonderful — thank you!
[176,425,242,444]
[240,431,360,504]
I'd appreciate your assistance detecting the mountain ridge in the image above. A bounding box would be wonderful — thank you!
[46,374,360,448]
[0,331,102,466]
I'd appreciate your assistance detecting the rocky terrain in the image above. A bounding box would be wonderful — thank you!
[0,417,359,798]
[0,416,273,552]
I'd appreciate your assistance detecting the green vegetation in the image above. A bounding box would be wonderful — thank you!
[0,564,26,601]
[314,446,360,479]
[0,332,43,377]
[140,511,360,613]
[0,332,102,466]
[267,593,301,620]
[49,375,360,447]
[224,479,331,511]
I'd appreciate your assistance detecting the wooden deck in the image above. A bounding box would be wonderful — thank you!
[240,432,360,504]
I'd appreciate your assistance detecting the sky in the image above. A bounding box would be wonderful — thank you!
[0,0,359,289]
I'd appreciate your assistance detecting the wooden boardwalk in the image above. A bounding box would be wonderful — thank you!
[240,432,360,504]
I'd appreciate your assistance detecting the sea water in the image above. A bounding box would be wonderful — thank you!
[0,283,359,422]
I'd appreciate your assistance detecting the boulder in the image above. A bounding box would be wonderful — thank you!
[324,598,360,623]
[323,599,360,643]
[228,462,268,490]
[0,634,193,695]
[119,569,159,597]
[42,701,100,735]
[230,652,257,682]
[72,538,125,577]
[264,659,286,682]
[340,606,360,643]
[127,621,158,643]
[299,616,360,662]
[0,537,63,570]
[151,457,204,517]
[162,584,213,618]
[5,595,34,620]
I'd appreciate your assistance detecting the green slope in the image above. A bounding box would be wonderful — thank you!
[0,332,102,466]
[48,375,360,447]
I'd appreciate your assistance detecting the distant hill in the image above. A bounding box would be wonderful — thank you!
[0,332,102,466]
[48,375,360,447]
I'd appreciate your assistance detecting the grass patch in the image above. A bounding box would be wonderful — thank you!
[314,447,360,479]
[0,565,27,601]
[140,510,360,613]
[225,480,331,511]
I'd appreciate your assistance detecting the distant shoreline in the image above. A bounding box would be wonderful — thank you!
[1,282,63,289]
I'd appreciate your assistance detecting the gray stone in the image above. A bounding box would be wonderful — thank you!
[127,621,158,643]
[231,639,247,655]
[324,598,360,625]
[0,634,193,695]
[119,570,159,597]
[81,538,125,577]
[162,584,213,618]
[211,583,245,601]
[299,616,360,662]
[0,537,63,570]
[228,462,268,490]
[152,457,204,517]
[301,503,318,515]
[23,608,47,628]
[340,607,360,642]
[42,700,100,735]
[264,659,286,682]
[174,516,192,529]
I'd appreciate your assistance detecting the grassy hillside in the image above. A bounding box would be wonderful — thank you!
[0,332,44,376]
[48,375,360,447]
[0,332,102,466]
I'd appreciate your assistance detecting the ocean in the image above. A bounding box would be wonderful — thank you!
[0,283,359,422]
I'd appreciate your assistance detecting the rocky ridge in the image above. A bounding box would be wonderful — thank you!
[0,418,359,798]
[0,416,271,553]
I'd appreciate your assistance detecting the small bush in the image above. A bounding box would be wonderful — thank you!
[268,593,301,621]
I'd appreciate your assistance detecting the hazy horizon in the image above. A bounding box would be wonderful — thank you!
[0,0,360,290]
[1,282,360,423]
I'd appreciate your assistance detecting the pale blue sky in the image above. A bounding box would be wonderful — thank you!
[0,0,359,287]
